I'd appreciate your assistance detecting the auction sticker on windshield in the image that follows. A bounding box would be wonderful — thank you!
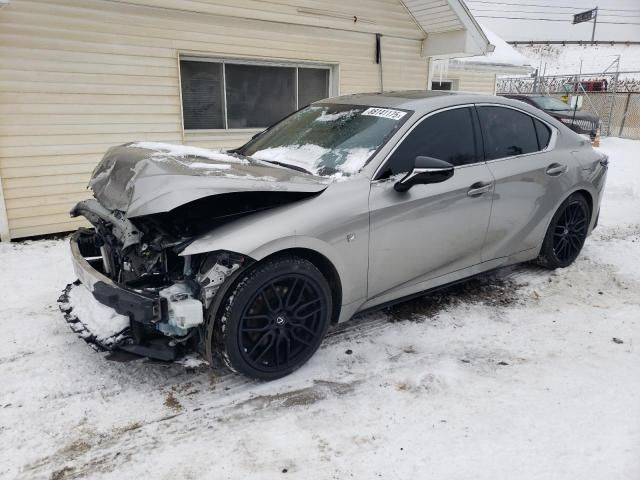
[362,107,407,121]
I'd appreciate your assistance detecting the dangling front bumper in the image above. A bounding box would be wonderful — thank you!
[70,230,166,325]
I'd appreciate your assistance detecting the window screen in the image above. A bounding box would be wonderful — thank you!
[298,68,329,107]
[381,107,478,177]
[477,106,539,160]
[180,60,224,129]
[225,64,296,128]
[534,118,551,150]
[180,59,332,130]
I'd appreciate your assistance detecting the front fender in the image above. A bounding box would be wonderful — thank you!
[181,178,371,306]
[186,234,361,306]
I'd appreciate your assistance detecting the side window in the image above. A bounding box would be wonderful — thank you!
[477,106,539,160]
[533,118,551,150]
[380,107,478,177]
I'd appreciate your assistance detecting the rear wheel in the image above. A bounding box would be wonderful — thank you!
[214,256,332,380]
[537,193,590,269]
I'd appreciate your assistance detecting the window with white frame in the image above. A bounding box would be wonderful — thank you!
[179,57,332,130]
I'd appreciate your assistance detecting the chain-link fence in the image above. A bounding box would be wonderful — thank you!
[545,92,640,140]
[497,73,640,140]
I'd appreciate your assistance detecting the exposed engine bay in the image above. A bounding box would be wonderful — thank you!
[69,203,250,360]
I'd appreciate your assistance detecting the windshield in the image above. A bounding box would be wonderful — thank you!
[239,103,411,177]
[532,96,572,111]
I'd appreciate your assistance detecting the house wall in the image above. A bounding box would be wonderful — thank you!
[0,0,429,239]
[444,67,497,94]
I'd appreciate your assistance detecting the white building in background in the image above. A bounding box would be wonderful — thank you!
[0,0,490,241]
[431,25,533,94]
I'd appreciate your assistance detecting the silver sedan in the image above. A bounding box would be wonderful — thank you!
[69,91,608,379]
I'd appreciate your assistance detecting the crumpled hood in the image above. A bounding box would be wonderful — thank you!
[89,142,329,217]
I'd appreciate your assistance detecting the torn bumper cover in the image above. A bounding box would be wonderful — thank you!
[70,231,165,324]
[68,231,198,361]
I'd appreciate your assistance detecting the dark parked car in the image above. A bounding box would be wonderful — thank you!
[501,95,600,140]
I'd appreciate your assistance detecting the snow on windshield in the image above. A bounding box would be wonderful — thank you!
[314,109,359,122]
[243,104,406,179]
[251,145,375,179]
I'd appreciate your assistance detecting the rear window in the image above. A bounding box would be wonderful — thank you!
[477,106,539,160]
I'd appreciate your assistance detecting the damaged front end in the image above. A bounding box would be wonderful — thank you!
[65,142,327,361]
[69,200,249,360]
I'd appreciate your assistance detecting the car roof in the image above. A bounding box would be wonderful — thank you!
[317,90,533,114]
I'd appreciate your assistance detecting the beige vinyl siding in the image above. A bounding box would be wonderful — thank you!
[0,0,428,239]
[446,67,496,95]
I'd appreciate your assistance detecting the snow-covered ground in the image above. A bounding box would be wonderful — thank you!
[1,138,639,480]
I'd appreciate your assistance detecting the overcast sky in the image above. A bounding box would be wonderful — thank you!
[465,0,640,42]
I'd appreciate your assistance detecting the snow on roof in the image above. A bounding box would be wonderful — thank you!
[452,24,531,69]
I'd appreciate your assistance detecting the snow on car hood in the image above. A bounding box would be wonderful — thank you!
[88,142,330,218]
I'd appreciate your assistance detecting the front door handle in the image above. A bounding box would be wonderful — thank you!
[467,181,493,197]
[546,163,567,176]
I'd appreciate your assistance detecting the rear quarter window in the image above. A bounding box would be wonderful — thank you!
[533,118,551,150]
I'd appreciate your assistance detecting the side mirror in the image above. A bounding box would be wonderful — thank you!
[394,156,454,192]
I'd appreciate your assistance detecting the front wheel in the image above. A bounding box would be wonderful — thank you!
[537,193,591,269]
[213,256,332,380]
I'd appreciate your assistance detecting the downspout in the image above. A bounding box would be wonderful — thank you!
[0,174,10,241]
[375,33,383,92]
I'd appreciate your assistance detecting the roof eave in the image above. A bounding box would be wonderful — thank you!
[402,0,492,58]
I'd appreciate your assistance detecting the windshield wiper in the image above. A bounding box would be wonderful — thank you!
[258,159,315,176]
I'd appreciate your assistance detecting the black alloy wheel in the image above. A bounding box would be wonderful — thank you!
[552,202,588,262]
[538,193,591,269]
[214,256,332,380]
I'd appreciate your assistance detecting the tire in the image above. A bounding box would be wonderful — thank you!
[213,255,332,380]
[537,193,591,269]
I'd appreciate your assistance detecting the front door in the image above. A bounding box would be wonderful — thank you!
[367,106,494,299]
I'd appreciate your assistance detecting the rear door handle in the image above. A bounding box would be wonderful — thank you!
[467,181,493,197]
[546,163,567,176]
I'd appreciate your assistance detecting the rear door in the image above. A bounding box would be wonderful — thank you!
[367,105,494,299]
[477,105,573,261]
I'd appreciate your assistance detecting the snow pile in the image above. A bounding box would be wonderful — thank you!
[594,137,640,232]
[131,141,249,164]
[66,284,130,342]
[453,24,531,68]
